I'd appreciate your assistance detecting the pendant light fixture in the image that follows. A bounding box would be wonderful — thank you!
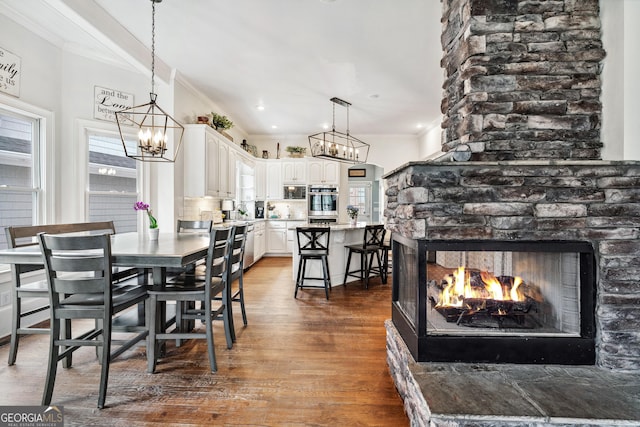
[115,0,184,162]
[308,97,369,164]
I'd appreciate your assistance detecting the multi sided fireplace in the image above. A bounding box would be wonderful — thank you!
[391,234,596,364]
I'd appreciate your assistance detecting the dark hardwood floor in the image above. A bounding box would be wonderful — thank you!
[0,257,408,426]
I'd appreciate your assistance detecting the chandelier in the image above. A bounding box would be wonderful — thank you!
[308,97,369,164]
[115,0,184,162]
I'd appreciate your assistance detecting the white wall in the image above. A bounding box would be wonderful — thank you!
[58,51,150,222]
[600,0,640,160]
[622,0,640,160]
[418,121,444,160]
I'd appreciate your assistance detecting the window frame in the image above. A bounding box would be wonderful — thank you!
[0,94,54,274]
[78,119,145,232]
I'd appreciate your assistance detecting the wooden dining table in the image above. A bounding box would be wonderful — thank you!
[0,231,224,350]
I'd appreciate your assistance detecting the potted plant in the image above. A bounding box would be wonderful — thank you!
[210,112,234,131]
[285,146,307,158]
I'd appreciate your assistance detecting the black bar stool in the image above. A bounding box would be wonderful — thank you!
[343,224,386,288]
[295,227,331,299]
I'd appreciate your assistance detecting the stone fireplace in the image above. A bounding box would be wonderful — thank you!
[382,0,640,424]
[384,0,639,372]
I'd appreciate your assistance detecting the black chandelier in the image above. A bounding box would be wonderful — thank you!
[308,97,369,164]
[115,0,184,162]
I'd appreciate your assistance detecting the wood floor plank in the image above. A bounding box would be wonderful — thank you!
[0,256,408,426]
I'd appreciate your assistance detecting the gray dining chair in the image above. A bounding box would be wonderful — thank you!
[169,220,214,278]
[219,224,248,341]
[146,227,233,373]
[4,221,139,366]
[37,232,148,409]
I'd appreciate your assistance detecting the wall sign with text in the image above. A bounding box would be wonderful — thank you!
[94,86,134,123]
[0,46,21,97]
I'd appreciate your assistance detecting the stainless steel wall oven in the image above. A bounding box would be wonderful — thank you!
[307,185,338,221]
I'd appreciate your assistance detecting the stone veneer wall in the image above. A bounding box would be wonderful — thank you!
[440,0,605,160]
[384,160,640,370]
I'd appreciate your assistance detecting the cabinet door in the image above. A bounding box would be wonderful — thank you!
[267,229,287,252]
[218,143,229,197]
[307,160,323,184]
[255,161,266,200]
[228,149,238,198]
[282,160,306,183]
[286,221,305,253]
[266,162,282,199]
[184,125,222,197]
[206,135,220,196]
[255,230,265,260]
[322,161,340,184]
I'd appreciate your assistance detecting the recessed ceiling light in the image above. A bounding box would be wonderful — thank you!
[271,125,278,129]
[256,105,265,111]
[320,0,336,3]
[322,123,330,130]
[416,124,424,129]
[369,94,380,99]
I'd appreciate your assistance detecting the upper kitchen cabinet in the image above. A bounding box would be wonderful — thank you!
[266,161,282,199]
[282,159,306,184]
[307,159,340,185]
[255,161,266,200]
[184,124,220,197]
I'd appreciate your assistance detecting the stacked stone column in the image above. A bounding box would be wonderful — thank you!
[441,0,605,160]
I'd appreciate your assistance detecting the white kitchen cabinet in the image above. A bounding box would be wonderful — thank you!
[286,220,306,253]
[282,159,306,184]
[255,160,266,200]
[307,159,339,185]
[218,142,229,197]
[228,148,238,199]
[217,143,239,199]
[266,221,287,253]
[184,124,220,197]
[266,161,283,200]
[254,221,266,260]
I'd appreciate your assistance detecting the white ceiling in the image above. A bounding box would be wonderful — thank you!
[3,0,444,137]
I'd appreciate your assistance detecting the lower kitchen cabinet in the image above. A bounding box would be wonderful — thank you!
[266,221,287,253]
[254,221,266,260]
[286,220,306,253]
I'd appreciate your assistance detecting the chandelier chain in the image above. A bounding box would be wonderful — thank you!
[151,0,156,95]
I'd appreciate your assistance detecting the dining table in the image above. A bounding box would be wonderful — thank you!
[0,231,229,352]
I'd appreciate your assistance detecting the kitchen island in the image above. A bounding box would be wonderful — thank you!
[289,222,385,287]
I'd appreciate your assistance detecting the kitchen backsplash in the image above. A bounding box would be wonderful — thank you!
[266,201,306,219]
[184,198,307,221]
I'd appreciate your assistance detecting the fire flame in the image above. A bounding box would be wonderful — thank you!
[435,267,524,308]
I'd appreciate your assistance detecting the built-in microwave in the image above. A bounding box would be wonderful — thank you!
[283,185,306,200]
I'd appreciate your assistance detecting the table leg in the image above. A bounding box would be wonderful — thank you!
[151,267,167,356]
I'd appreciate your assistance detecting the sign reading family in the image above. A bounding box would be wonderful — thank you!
[94,86,134,123]
[0,46,21,97]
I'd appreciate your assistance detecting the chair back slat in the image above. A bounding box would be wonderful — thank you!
[364,225,386,247]
[38,232,113,307]
[230,225,248,266]
[205,228,232,283]
[296,227,330,255]
[7,222,115,248]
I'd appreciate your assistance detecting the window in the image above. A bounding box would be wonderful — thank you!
[86,130,139,233]
[0,109,40,250]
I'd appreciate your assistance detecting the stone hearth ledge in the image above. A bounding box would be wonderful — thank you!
[385,320,640,427]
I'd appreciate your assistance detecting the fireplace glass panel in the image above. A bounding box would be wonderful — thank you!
[427,249,581,337]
